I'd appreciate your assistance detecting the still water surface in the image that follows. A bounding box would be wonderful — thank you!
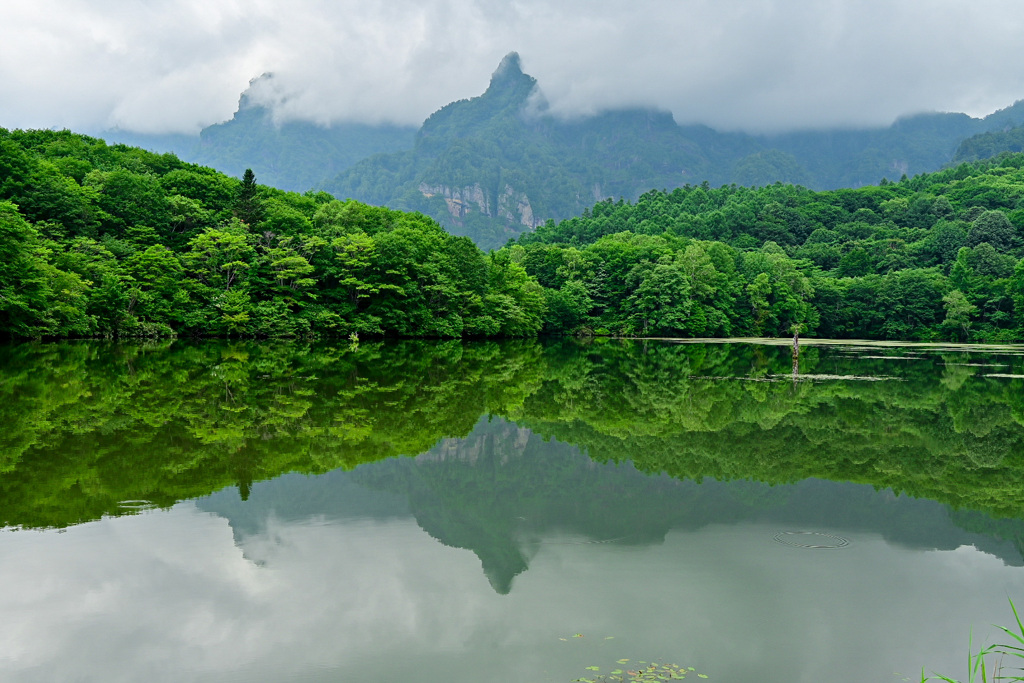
[2,339,1024,682]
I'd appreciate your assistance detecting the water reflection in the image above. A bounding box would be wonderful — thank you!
[3,338,1024,529]
[3,339,1024,682]
[201,417,1024,598]
[3,435,1024,683]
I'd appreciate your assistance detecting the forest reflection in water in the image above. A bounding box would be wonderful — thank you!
[2,338,1024,682]
[3,337,1024,528]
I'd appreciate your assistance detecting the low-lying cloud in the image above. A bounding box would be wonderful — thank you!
[2,0,1023,135]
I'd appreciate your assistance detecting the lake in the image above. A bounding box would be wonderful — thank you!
[2,338,1024,683]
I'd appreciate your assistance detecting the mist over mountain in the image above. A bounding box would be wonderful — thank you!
[98,74,417,193]
[9,1,1024,138]
[324,53,1024,248]
[96,53,1024,249]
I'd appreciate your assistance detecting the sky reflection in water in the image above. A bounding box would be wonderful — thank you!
[2,339,1024,682]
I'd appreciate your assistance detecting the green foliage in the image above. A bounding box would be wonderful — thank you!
[0,130,547,340]
[0,201,61,337]
[516,155,1024,341]
[924,599,1024,683]
[954,124,1024,163]
[9,124,1024,343]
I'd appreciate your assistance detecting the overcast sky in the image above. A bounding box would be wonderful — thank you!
[3,0,1024,135]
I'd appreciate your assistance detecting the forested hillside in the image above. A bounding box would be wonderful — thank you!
[97,54,1024,251]
[326,53,1024,249]
[514,153,1024,342]
[0,129,545,340]
[328,53,752,249]
[954,124,1024,163]
[4,126,1024,343]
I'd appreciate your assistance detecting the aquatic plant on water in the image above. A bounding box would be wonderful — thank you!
[575,659,708,683]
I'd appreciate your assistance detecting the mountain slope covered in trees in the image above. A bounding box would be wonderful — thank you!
[98,54,1024,250]
[954,124,1024,163]
[325,53,1024,248]
[100,75,417,194]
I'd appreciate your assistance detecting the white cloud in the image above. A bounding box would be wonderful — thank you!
[1,0,1023,134]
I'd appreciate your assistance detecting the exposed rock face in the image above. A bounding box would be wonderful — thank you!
[419,183,489,219]
[497,184,538,227]
[419,182,542,229]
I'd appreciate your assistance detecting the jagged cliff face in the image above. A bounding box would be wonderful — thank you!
[412,53,547,232]
[416,421,535,465]
[419,182,541,229]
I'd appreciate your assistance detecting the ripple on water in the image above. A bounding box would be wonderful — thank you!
[773,531,850,549]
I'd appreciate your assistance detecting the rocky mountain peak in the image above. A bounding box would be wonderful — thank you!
[491,52,523,81]
[484,51,536,100]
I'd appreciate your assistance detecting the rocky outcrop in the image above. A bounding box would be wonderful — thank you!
[496,184,539,228]
[419,182,490,219]
[420,182,543,229]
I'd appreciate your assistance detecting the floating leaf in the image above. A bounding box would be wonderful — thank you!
[617,659,630,664]
[586,666,600,671]
[698,675,708,679]
[574,633,584,638]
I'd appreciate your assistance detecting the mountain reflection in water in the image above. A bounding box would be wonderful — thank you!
[3,338,1024,683]
[200,415,1024,595]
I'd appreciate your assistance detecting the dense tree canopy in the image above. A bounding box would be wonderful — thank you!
[513,154,1024,342]
[0,129,544,340]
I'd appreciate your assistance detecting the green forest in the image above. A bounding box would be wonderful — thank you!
[0,128,545,339]
[516,154,1024,342]
[4,126,1024,343]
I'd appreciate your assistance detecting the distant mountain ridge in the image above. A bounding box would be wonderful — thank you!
[191,74,417,191]
[325,53,1024,248]
[99,73,417,193]
[99,52,1024,249]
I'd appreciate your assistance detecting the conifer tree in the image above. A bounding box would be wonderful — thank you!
[236,168,263,226]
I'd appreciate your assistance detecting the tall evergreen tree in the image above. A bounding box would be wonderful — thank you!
[236,168,263,226]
